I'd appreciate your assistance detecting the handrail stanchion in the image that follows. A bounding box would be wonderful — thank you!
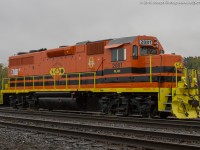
[94,72,96,88]
[66,74,68,89]
[15,78,17,90]
[54,75,56,89]
[150,55,152,83]
[24,76,25,90]
[176,67,178,88]
[43,76,45,89]
[33,76,35,90]
[78,73,81,89]
[9,78,10,90]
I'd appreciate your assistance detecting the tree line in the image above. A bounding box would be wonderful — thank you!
[184,56,200,70]
[0,63,8,89]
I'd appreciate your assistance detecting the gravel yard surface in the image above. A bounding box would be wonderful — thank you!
[1,109,199,150]
[0,125,140,150]
[0,126,99,150]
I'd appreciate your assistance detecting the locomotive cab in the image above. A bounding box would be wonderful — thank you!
[105,36,199,118]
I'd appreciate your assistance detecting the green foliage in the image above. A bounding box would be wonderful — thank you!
[0,63,8,90]
[184,56,200,71]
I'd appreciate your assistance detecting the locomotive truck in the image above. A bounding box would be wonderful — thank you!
[0,35,199,119]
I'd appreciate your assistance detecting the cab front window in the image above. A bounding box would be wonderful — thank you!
[140,47,157,56]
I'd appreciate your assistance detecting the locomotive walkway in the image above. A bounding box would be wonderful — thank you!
[0,108,200,149]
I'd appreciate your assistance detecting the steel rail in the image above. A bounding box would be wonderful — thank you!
[0,116,199,150]
[1,115,200,144]
[0,108,200,130]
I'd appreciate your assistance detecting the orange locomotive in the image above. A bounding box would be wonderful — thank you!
[1,35,200,119]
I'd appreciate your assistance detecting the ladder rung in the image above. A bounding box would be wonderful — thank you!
[165,95,172,97]
[160,110,171,113]
[163,102,172,105]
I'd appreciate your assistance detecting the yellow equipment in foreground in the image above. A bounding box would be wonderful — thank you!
[172,68,200,118]
[158,62,200,119]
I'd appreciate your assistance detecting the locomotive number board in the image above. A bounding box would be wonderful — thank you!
[139,40,152,45]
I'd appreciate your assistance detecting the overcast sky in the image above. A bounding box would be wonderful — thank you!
[0,0,200,64]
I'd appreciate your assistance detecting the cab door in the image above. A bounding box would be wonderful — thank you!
[132,45,139,72]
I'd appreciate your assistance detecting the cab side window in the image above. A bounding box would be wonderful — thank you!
[132,45,138,59]
[111,48,126,62]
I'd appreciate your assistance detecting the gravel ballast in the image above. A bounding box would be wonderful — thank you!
[0,125,139,150]
[0,126,100,150]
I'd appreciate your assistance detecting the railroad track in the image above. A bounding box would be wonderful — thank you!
[0,115,200,150]
[0,108,200,131]
[0,108,200,149]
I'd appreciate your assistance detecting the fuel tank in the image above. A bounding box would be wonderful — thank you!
[38,97,79,110]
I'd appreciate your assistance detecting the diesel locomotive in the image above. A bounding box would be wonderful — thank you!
[1,35,199,119]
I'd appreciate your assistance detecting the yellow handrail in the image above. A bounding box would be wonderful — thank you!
[78,73,81,88]
[24,76,26,89]
[54,75,56,89]
[15,78,17,90]
[1,71,96,91]
[94,72,96,88]
[66,74,68,89]
[33,76,35,89]
[43,76,45,89]
[175,67,178,88]
[150,55,152,83]
[8,78,10,90]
